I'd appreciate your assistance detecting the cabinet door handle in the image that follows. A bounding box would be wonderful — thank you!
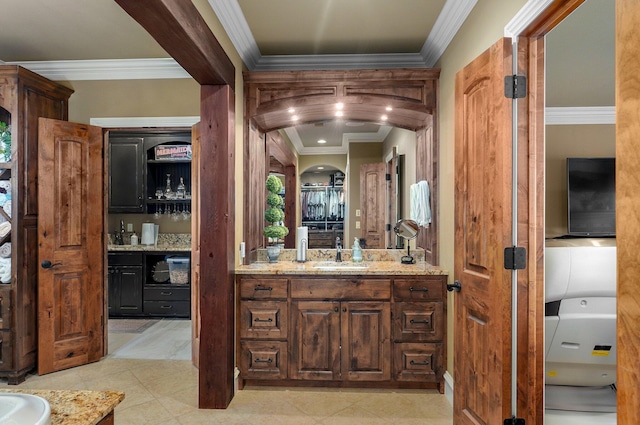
[254,358,273,364]
[254,318,273,323]
[342,307,347,313]
[254,286,273,292]
[160,291,173,296]
[410,360,430,366]
[409,286,428,292]
[160,305,173,309]
[410,319,430,324]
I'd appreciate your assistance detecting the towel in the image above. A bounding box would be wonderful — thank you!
[0,257,10,283]
[410,180,432,228]
[0,222,10,238]
[0,242,10,258]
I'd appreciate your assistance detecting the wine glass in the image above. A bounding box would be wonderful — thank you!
[171,203,181,221]
[153,204,161,219]
[182,204,191,221]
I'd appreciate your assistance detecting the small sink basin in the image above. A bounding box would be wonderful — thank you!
[312,261,369,270]
[0,393,51,425]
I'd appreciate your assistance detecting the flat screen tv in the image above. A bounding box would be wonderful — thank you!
[567,157,615,237]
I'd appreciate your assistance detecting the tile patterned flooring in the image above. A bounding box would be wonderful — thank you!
[0,320,453,424]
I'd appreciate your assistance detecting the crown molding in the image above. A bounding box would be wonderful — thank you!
[505,0,554,38]
[285,126,392,156]
[214,0,476,71]
[421,0,478,67]
[89,116,199,128]
[6,58,189,81]
[545,106,615,125]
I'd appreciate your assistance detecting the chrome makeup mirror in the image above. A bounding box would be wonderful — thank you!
[394,219,420,264]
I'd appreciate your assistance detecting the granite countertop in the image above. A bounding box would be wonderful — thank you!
[236,248,448,276]
[108,243,191,252]
[0,389,124,424]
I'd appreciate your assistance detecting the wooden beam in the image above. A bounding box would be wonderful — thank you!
[114,0,235,88]
[198,84,235,408]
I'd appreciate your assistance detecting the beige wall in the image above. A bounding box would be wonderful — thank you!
[436,0,528,375]
[382,127,417,223]
[545,124,616,238]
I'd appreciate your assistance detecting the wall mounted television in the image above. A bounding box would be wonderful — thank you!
[567,157,615,237]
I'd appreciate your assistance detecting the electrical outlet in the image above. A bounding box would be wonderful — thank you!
[239,242,246,258]
[355,221,360,229]
[127,223,133,232]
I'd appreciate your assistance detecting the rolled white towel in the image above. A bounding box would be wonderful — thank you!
[0,222,10,238]
[0,242,10,258]
[0,257,10,283]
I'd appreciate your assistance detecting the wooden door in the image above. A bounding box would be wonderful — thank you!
[341,301,390,381]
[37,118,104,375]
[290,301,340,380]
[191,122,200,368]
[360,163,386,248]
[453,38,514,424]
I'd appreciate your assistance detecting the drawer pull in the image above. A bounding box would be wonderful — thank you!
[254,358,273,364]
[160,291,173,296]
[160,305,173,309]
[254,318,273,323]
[410,319,430,324]
[409,286,428,292]
[410,360,430,366]
[254,286,273,292]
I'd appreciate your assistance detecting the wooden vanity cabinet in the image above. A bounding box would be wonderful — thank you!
[237,274,446,392]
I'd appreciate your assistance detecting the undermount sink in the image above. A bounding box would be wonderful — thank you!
[312,261,369,270]
[0,393,51,425]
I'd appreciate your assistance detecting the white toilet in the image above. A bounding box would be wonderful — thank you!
[544,240,617,425]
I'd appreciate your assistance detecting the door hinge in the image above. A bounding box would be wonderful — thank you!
[504,75,526,99]
[385,173,391,181]
[504,417,525,425]
[504,246,527,270]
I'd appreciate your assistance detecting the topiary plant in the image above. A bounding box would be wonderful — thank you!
[264,175,289,243]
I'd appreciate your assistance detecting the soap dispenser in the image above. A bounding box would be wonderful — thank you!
[352,237,363,263]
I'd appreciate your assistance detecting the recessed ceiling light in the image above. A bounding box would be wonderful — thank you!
[317,166,325,170]
[345,121,364,127]
[386,106,393,111]
[291,115,299,121]
[288,107,295,113]
[381,115,388,121]
[317,139,327,144]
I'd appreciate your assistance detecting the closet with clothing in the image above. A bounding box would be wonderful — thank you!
[300,186,344,248]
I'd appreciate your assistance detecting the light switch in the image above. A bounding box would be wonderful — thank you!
[355,209,361,217]
[127,223,133,232]
[355,221,360,229]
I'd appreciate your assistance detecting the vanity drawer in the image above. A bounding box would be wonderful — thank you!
[393,278,445,301]
[240,340,288,380]
[290,278,390,300]
[393,342,441,382]
[393,302,443,342]
[240,278,288,299]
[240,301,288,339]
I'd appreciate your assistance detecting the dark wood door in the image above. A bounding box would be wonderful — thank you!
[341,301,390,381]
[290,301,340,380]
[453,38,514,424]
[360,163,386,248]
[37,118,104,375]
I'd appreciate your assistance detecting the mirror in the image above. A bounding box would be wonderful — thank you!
[394,218,419,264]
[289,122,416,248]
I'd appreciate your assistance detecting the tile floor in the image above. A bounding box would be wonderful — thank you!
[0,320,453,424]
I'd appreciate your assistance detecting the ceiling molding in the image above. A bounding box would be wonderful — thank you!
[545,106,615,125]
[6,58,189,81]
[504,0,554,38]
[213,0,476,71]
[89,116,199,128]
[421,0,478,67]
[285,126,392,156]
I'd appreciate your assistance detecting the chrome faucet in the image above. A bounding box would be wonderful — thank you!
[335,237,342,262]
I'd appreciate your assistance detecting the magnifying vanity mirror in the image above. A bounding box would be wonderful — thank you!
[394,218,420,264]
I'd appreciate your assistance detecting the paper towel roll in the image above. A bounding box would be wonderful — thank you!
[296,226,308,262]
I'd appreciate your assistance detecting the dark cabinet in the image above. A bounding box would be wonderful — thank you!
[108,137,144,213]
[108,253,143,317]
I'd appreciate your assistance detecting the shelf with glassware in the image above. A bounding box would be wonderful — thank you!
[145,141,192,217]
[301,185,344,248]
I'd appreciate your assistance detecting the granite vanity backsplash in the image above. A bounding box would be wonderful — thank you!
[256,247,426,263]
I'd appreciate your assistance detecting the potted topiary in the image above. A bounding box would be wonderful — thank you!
[264,175,289,262]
